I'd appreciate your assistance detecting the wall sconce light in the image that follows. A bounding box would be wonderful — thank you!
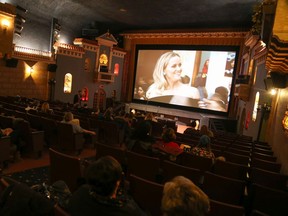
[257,103,271,113]
[269,88,277,96]
[264,76,278,96]
[2,19,9,32]
[28,67,34,75]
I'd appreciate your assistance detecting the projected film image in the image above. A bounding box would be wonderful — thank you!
[133,45,238,114]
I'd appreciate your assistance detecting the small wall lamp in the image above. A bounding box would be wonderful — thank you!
[1,19,9,32]
[28,67,34,75]
[270,88,277,96]
[264,76,278,96]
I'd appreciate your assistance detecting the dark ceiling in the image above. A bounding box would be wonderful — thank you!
[7,0,259,36]
[4,0,259,32]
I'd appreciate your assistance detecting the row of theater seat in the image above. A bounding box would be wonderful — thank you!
[94,136,288,216]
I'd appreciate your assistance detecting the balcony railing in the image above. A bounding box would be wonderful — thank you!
[12,45,55,63]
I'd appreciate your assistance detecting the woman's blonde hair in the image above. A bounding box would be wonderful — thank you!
[162,176,210,216]
[41,102,50,112]
[63,112,74,122]
[146,52,181,97]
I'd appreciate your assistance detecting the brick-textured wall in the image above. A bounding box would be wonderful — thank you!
[0,59,51,100]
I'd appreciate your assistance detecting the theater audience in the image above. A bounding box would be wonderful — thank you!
[161,176,210,216]
[114,110,133,142]
[200,125,214,138]
[67,156,147,216]
[129,112,157,143]
[127,116,156,155]
[103,107,114,121]
[40,102,53,114]
[1,125,22,161]
[183,120,200,135]
[144,112,158,122]
[161,128,180,149]
[155,128,183,160]
[62,112,96,135]
[191,135,215,160]
[0,127,13,137]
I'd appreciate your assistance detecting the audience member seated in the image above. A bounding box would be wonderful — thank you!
[161,176,210,216]
[191,135,215,160]
[25,99,41,111]
[128,112,155,146]
[62,112,96,136]
[153,128,183,161]
[102,107,114,121]
[40,102,53,114]
[183,120,200,135]
[1,126,22,160]
[114,110,132,141]
[0,177,54,216]
[0,127,18,161]
[144,112,158,122]
[78,103,92,115]
[0,127,13,137]
[200,125,214,138]
[67,156,147,216]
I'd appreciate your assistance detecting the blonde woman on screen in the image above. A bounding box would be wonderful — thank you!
[146,52,200,100]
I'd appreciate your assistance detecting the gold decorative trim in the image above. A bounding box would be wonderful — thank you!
[121,31,247,39]
[73,38,99,52]
[282,111,288,136]
[12,45,55,64]
[112,50,126,58]
[55,43,85,59]
[266,35,288,72]
[244,32,260,48]
[253,41,267,61]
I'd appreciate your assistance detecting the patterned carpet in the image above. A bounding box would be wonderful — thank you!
[1,148,96,188]
[4,155,96,187]
[5,166,49,187]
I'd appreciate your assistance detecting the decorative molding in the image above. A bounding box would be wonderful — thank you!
[97,72,115,83]
[112,48,126,58]
[0,2,16,16]
[96,32,118,46]
[121,31,247,39]
[253,41,267,61]
[12,45,55,64]
[73,38,99,52]
[266,35,288,71]
[55,42,85,59]
[245,32,260,49]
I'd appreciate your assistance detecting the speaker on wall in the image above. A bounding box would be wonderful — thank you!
[270,71,288,89]
[47,64,57,72]
[5,58,18,68]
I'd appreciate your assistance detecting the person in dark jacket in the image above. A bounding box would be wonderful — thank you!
[67,156,147,216]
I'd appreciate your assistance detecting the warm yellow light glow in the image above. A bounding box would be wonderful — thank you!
[2,19,9,30]
[28,67,34,75]
[24,64,31,79]
[270,88,277,95]
[252,92,260,122]
[64,73,72,93]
